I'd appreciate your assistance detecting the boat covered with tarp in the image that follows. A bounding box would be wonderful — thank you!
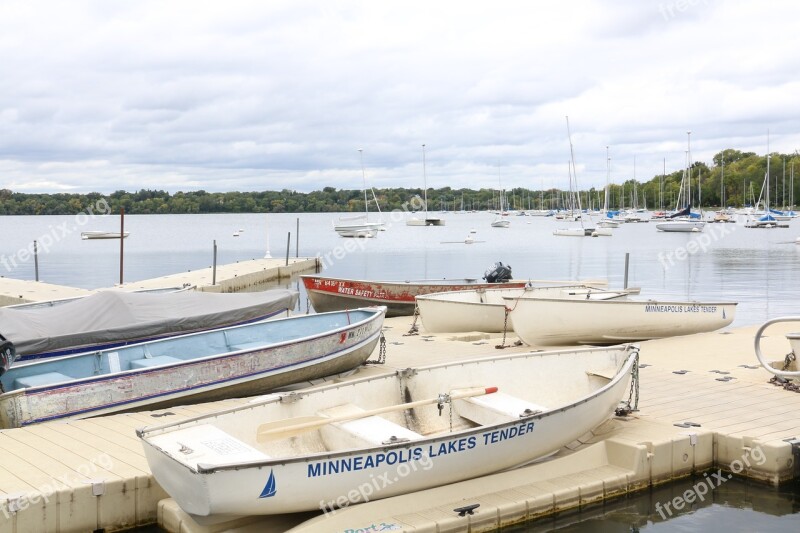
[1,289,298,361]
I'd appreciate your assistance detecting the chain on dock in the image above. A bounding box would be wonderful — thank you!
[767,351,800,392]
[404,306,420,336]
[495,307,511,349]
[615,349,640,416]
[364,332,387,365]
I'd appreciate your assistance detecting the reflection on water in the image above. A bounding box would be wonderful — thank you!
[507,476,800,532]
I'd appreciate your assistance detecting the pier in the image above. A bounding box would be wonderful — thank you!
[0,312,798,532]
[0,257,319,304]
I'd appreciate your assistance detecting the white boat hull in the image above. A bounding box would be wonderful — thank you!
[139,344,638,516]
[416,285,630,333]
[655,219,706,232]
[507,298,736,345]
[491,218,510,228]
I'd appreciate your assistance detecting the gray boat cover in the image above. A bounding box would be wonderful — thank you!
[0,289,299,358]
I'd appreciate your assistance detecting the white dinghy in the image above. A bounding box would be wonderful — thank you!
[415,284,633,334]
[138,344,640,517]
[506,297,736,345]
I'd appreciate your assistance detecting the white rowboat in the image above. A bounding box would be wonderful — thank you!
[506,297,736,345]
[138,344,639,516]
[415,285,632,334]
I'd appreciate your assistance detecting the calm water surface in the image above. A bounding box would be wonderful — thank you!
[2,211,800,325]
[2,211,800,531]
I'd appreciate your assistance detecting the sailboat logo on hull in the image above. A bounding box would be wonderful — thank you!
[259,470,277,498]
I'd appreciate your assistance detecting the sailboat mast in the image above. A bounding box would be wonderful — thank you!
[358,149,368,219]
[661,157,665,211]
[565,116,583,217]
[765,131,770,212]
[721,153,725,207]
[422,144,428,216]
[604,146,610,212]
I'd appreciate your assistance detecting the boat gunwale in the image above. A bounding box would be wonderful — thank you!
[415,284,610,303]
[503,297,738,306]
[2,307,386,395]
[300,274,528,288]
[138,343,638,474]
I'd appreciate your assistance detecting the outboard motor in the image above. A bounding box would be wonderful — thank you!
[0,333,15,378]
[483,262,513,283]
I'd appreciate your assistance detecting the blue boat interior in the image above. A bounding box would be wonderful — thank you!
[1,310,374,392]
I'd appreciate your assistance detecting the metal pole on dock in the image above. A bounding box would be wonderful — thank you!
[623,252,630,289]
[285,232,291,266]
[33,240,39,281]
[119,207,125,285]
[212,240,217,285]
[296,218,299,258]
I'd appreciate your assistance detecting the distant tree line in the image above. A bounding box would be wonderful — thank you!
[1,150,798,215]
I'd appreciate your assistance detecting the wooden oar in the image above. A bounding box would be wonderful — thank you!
[256,386,498,442]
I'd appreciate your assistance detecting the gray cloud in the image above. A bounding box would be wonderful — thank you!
[1,0,799,195]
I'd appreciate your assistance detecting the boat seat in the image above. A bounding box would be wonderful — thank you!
[14,372,72,389]
[130,355,182,369]
[317,403,423,450]
[456,392,547,426]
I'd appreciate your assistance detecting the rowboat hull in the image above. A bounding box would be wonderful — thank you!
[301,275,526,317]
[416,285,630,333]
[507,298,736,345]
[0,308,386,428]
[138,344,638,516]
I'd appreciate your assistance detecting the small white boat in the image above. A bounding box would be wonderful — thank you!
[0,307,386,428]
[655,218,706,232]
[506,297,736,345]
[138,343,639,516]
[490,216,510,228]
[416,285,632,333]
[81,231,130,239]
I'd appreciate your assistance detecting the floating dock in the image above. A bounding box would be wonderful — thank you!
[0,316,799,532]
[0,257,319,305]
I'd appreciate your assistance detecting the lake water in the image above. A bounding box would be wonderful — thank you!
[2,210,800,531]
[2,211,799,326]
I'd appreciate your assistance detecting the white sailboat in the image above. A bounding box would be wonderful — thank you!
[491,176,511,228]
[333,149,384,238]
[554,117,607,236]
[655,131,706,232]
[598,147,620,229]
[745,131,789,229]
[407,144,445,226]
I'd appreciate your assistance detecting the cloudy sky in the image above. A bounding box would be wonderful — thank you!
[1,0,799,195]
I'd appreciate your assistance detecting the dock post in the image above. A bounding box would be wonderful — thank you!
[33,240,39,281]
[212,240,217,285]
[285,232,291,266]
[296,217,299,258]
[623,252,630,289]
